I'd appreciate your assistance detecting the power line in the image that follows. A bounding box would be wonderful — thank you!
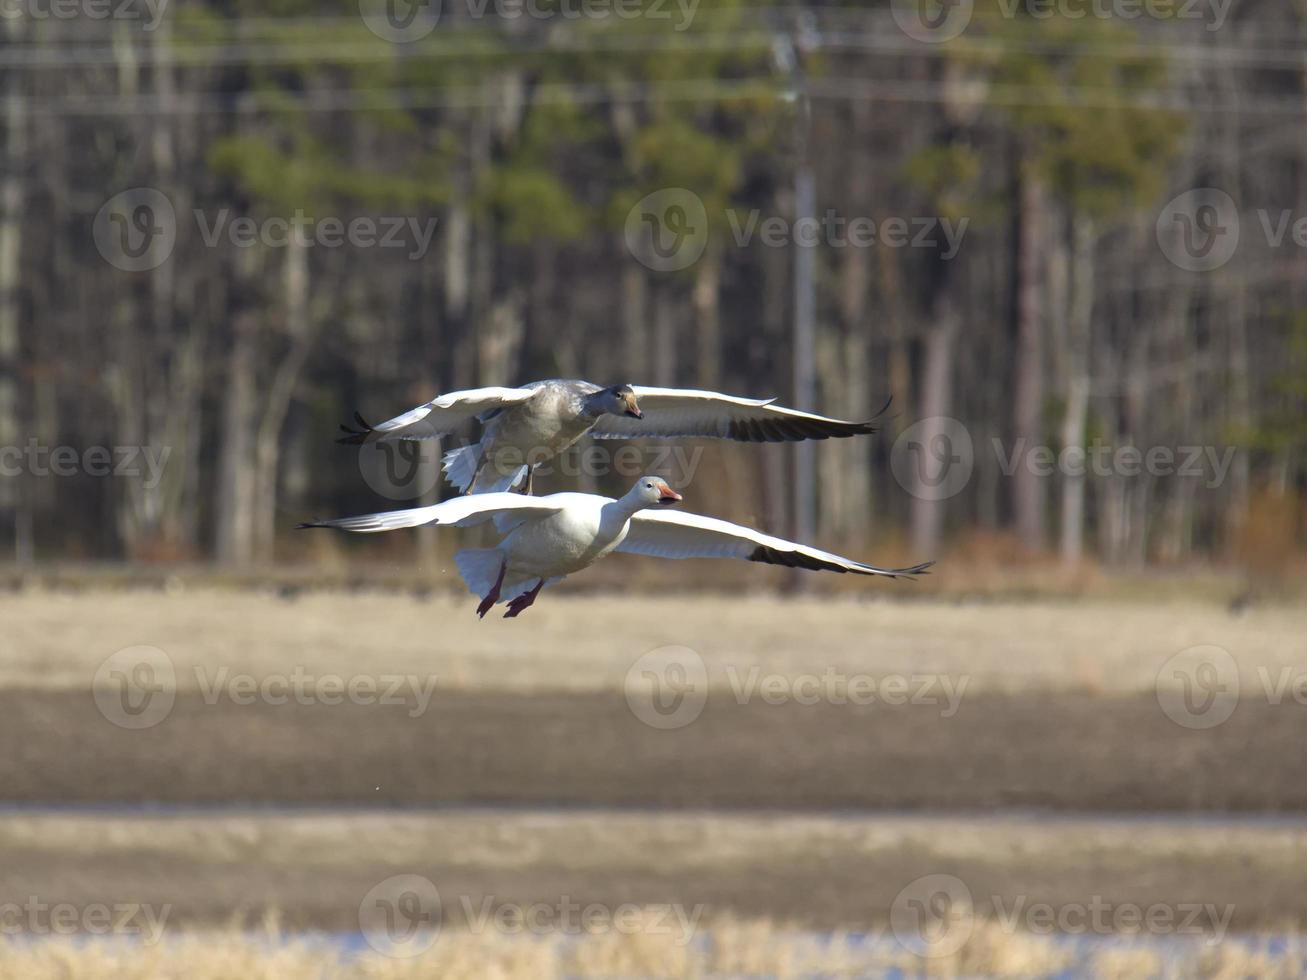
[13,73,1307,117]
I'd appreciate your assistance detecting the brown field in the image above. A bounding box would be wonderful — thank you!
[4,588,1305,977]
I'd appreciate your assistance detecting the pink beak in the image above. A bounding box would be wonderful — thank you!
[658,485,682,504]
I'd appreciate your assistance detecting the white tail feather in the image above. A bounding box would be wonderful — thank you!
[442,444,482,494]
[453,548,505,600]
[473,464,528,495]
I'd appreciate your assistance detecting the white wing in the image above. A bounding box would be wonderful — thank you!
[618,509,933,579]
[338,386,538,444]
[590,387,889,442]
[298,492,563,534]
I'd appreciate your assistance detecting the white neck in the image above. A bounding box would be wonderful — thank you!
[602,493,647,526]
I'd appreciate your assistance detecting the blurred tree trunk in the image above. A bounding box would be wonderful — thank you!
[1059,214,1094,564]
[252,236,313,563]
[1012,164,1047,553]
[911,297,959,557]
[0,14,29,562]
[693,248,721,389]
[214,247,260,565]
[621,257,648,377]
[818,244,871,544]
[1225,281,1250,552]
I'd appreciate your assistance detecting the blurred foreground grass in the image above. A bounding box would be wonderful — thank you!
[2,921,1304,980]
[6,587,1304,695]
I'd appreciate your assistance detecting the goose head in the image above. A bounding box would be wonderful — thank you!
[598,384,643,419]
[626,476,682,509]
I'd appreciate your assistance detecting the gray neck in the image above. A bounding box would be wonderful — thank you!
[579,390,610,419]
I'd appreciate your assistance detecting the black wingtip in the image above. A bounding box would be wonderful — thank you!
[336,412,376,445]
[893,559,935,579]
[296,521,326,530]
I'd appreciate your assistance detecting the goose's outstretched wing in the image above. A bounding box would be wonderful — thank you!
[590,387,889,442]
[337,386,538,444]
[297,493,563,534]
[619,509,933,579]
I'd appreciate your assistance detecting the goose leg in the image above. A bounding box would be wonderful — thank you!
[476,561,508,619]
[521,466,535,496]
[503,578,545,618]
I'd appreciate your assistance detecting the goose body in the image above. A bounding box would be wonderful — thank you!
[339,380,889,495]
[299,477,933,618]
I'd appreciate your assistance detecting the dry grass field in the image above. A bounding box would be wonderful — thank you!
[4,587,1305,977]
[5,587,1302,695]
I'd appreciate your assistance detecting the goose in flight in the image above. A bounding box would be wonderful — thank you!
[338,380,888,495]
[299,476,933,618]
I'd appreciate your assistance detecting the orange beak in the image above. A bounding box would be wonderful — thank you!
[657,483,682,505]
[625,396,643,419]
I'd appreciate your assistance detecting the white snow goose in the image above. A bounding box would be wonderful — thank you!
[338,380,889,495]
[299,476,933,618]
